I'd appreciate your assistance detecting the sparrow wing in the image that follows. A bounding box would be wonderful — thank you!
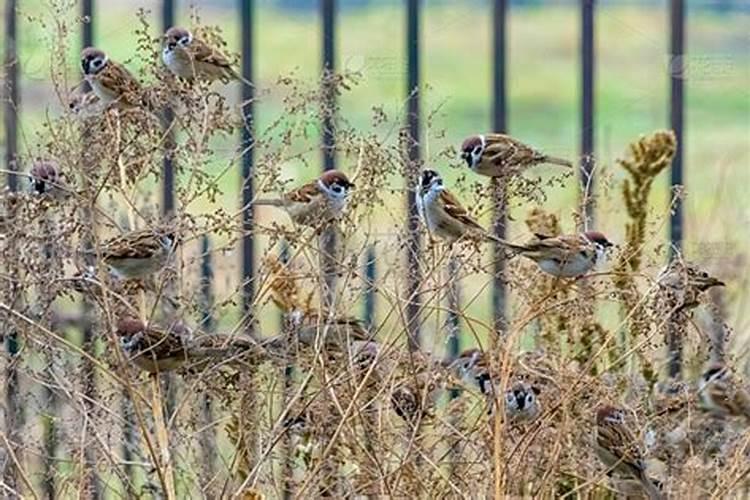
[101,229,165,261]
[513,233,584,261]
[190,39,235,75]
[709,378,750,419]
[285,181,322,204]
[597,423,649,480]
[483,133,542,168]
[99,63,142,105]
[439,190,486,233]
[132,325,188,362]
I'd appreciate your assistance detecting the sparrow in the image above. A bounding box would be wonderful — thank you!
[115,317,266,374]
[162,27,236,82]
[254,170,355,228]
[502,231,613,278]
[417,169,501,244]
[94,226,178,280]
[656,260,724,312]
[504,382,541,424]
[594,405,664,500]
[284,309,372,349]
[81,47,144,108]
[698,364,750,421]
[29,160,70,200]
[460,133,572,177]
[446,348,492,395]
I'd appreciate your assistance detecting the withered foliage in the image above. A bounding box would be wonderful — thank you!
[0,6,747,500]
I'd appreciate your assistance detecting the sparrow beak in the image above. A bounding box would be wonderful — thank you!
[698,276,725,290]
[460,152,471,167]
[167,42,176,50]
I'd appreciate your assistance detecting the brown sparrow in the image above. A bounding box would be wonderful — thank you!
[656,260,724,312]
[162,27,236,82]
[115,317,266,374]
[698,364,750,421]
[504,231,613,278]
[460,133,572,177]
[95,226,178,280]
[284,309,371,348]
[29,160,70,200]
[254,170,355,228]
[417,169,501,244]
[81,47,144,108]
[594,406,663,500]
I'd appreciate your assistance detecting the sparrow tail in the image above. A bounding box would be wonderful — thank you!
[484,233,527,256]
[542,155,573,168]
[253,198,285,207]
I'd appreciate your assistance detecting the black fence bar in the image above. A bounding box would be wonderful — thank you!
[363,245,376,330]
[446,258,461,395]
[161,0,175,215]
[491,0,508,338]
[199,236,217,494]
[240,0,255,319]
[279,241,294,500]
[321,0,336,172]
[580,0,595,227]
[669,0,684,255]
[404,0,421,351]
[3,0,20,492]
[320,0,337,307]
[80,1,100,496]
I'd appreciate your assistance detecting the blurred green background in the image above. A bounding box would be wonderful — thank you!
[3,0,749,357]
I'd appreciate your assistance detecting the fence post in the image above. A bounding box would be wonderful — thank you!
[198,236,217,494]
[363,245,376,330]
[80,1,101,496]
[320,0,337,308]
[278,241,294,499]
[3,0,20,493]
[240,0,255,327]
[405,0,422,351]
[162,0,175,216]
[491,0,508,339]
[667,0,685,380]
[580,0,595,227]
[669,0,684,255]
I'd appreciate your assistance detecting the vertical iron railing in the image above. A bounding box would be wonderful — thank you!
[404,0,421,351]
[80,1,101,497]
[667,0,685,380]
[363,245,376,330]
[491,0,508,339]
[162,0,175,216]
[3,0,20,492]
[669,0,684,255]
[320,0,337,307]
[580,0,595,227]
[199,236,217,493]
[279,241,294,500]
[240,0,255,326]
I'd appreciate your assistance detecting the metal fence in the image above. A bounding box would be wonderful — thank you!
[2,0,693,495]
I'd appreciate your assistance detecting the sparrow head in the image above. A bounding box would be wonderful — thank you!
[115,317,147,342]
[596,405,625,425]
[460,135,485,170]
[583,231,613,249]
[505,383,540,412]
[29,160,61,195]
[702,363,728,384]
[419,169,443,194]
[81,47,108,76]
[318,170,354,199]
[164,26,193,52]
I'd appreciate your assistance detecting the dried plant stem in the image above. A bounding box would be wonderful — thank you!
[150,376,177,500]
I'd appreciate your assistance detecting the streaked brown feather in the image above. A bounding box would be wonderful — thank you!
[439,190,485,233]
